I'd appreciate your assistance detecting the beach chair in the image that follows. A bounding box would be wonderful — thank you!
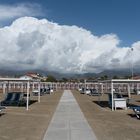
[46,88,51,94]
[40,88,45,95]
[11,92,24,106]
[32,89,39,96]
[1,92,14,106]
[130,106,140,119]
[44,88,47,94]
[80,88,85,94]
[90,89,100,96]
[1,92,25,106]
[0,106,6,115]
[19,93,30,106]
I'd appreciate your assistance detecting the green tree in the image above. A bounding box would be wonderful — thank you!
[124,75,131,79]
[61,77,68,82]
[104,75,108,80]
[46,75,57,82]
[113,75,118,79]
[100,75,108,80]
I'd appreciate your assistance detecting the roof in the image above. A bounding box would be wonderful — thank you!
[101,79,140,83]
[19,76,32,80]
[0,78,30,82]
[133,76,140,80]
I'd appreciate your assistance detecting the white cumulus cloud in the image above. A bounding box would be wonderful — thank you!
[0,3,44,21]
[0,17,139,73]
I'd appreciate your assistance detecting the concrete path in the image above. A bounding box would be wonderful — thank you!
[43,90,97,140]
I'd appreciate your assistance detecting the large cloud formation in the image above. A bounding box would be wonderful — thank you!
[0,3,43,22]
[0,17,139,73]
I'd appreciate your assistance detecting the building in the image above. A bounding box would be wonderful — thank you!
[20,72,47,81]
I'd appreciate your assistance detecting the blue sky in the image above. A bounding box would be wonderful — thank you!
[0,0,140,73]
[0,0,139,47]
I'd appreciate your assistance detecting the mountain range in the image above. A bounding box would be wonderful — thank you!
[0,69,139,79]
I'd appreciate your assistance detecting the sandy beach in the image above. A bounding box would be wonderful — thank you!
[0,90,140,140]
[0,90,62,140]
[72,90,140,140]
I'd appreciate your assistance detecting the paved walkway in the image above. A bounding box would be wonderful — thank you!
[43,90,97,140]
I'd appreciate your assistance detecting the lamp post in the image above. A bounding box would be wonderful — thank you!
[131,48,134,79]
[84,79,86,94]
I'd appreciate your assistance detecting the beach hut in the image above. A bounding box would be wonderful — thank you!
[0,78,41,110]
[101,79,140,111]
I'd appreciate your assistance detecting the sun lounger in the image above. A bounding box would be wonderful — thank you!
[130,106,140,119]
[90,89,100,96]
[0,106,6,115]
[80,88,85,94]
[11,92,24,106]
[1,92,14,106]
[46,88,51,94]
[1,92,25,106]
[44,88,47,94]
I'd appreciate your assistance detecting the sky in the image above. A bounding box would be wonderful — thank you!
[0,0,140,46]
[0,0,140,73]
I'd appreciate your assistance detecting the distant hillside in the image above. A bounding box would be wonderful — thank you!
[97,70,131,77]
[0,69,139,79]
[98,69,140,77]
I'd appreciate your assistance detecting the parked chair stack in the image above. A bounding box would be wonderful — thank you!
[1,92,28,106]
